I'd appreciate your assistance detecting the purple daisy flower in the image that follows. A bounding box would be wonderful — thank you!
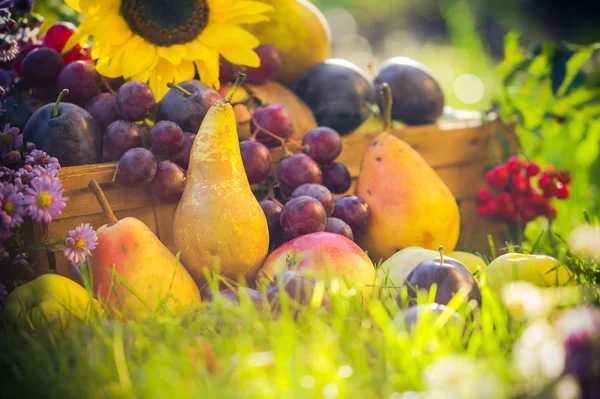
[25,149,60,173]
[23,174,68,224]
[0,123,23,157]
[0,166,13,182]
[0,38,18,63]
[13,165,52,188]
[12,251,28,267]
[0,181,25,230]
[63,223,97,267]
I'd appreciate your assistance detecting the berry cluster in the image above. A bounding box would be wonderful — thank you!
[477,155,571,226]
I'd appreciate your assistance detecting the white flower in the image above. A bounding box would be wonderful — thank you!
[568,225,600,261]
[502,282,554,321]
[514,323,565,380]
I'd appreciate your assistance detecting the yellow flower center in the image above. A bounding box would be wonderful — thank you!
[37,191,52,209]
[120,0,209,46]
[74,237,87,249]
[3,200,14,214]
[0,134,12,145]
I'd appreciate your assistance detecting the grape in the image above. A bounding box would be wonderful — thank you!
[277,154,322,198]
[245,44,282,84]
[280,196,327,238]
[151,160,186,203]
[219,56,237,83]
[150,121,184,155]
[116,148,157,187]
[85,93,118,133]
[169,132,196,169]
[43,22,76,53]
[56,60,102,107]
[302,127,342,164]
[291,184,334,216]
[12,44,42,76]
[102,76,125,93]
[321,162,351,194]
[240,140,271,184]
[21,47,64,87]
[115,81,155,122]
[259,199,283,235]
[325,217,354,241]
[332,195,371,233]
[101,120,143,162]
[250,104,294,148]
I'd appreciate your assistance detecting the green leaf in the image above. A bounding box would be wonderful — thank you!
[503,32,524,65]
[557,46,595,97]
[575,128,600,167]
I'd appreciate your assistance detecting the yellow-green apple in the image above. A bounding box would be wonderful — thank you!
[376,246,439,300]
[88,180,200,319]
[483,253,573,293]
[447,251,487,275]
[257,232,376,295]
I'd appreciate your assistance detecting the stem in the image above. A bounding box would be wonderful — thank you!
[167,82,192,97]
[438,245,445,264]
[53,89,69,118]
[249,115,303,151]
[225,73,246,103]
[88,178,118,225]
[100,76,117,95]
[380,83,393,134]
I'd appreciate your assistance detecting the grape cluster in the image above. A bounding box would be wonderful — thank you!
[477,155,571,225]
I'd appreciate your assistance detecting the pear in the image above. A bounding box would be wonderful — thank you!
[244,0,331,87]
[173,74,269,285]
[355,84,460,263]
[88,180,200,319]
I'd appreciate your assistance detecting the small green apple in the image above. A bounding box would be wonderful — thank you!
[447,251,486,275]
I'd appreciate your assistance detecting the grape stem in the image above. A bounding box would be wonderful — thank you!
[264,176,283,207]
[88,178,119,225]
[225,73,246,103]
[52,89,69,118]
[100,76,117,95]
[249,115,303,156]
[167,82,192,97]
[380,83,393,135]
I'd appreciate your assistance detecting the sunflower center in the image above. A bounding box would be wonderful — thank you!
[3,200,14,214]
[120,0,210,46]
[38,191,52,209]
[0,134,12,145]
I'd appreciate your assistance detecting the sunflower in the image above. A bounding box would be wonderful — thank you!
[63,0,273,100]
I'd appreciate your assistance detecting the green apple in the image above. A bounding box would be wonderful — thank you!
[483,253,573,293]
[375,246,439,300]
[447,251,486,275]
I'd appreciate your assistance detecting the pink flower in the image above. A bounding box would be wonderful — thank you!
[0,182,25,230]
[0,124,23,157]
[23,175,68,224]
[25,149,60,173]
[14,165,53,188]
[63,223,97,267]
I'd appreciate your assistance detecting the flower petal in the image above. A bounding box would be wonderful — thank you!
[220,46,260,68]
[173,60,196,83]
[92,13,132,46]
[158,45,187,66]
[208,0,274,24]
[61,16,96,54]
[122,37,158,79]
[200,24,260,50]
[185,40,210,61]
[149,59,175,101]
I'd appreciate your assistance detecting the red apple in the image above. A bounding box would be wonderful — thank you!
[257,232,376,295]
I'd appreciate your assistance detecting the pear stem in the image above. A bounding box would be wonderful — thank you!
[225,73,246,103]
[439,245,445,264]
[88,179,118,225]
[167,82,192,97]
[53,89,69,118]
[380,83,393,134]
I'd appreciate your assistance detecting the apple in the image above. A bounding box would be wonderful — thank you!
[483,253,573,293]
[375,246,439,300]
[257,232,376,295]
[447,251,487,275]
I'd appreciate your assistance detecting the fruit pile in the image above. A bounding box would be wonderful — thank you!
[477,155,571,226]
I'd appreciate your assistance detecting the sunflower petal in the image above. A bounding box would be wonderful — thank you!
[122,37,158,79]
[64,0,81,13]
[220,46,260,68]
[92,13,132,46]
[61,16,96,54]
[185,40,210,61]
[96,45,127,79]
[158,45,187,66]
[221,14,271,25]
[131,55,159,83]
[208,0,274,24]
[149,59,175,101]
[200,24,260,50]
[173,60,196,83]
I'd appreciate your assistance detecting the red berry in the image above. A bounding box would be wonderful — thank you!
[523,206,538,222]
[557,172,571,185]
[486,165,509,189]
[43,22,77,53]
[513,194,527,209]
[538,174,554,191]
[547,205,557,219]
[477,205,490,217]
[528,192,549,214]
[507,156,526,173]
[542,165,557,177]
[543,185,557,199]
[511,173,530,192]
[478,189,492,204]
[496,192,514,214]
[487,200,498,215]
[556,185,569,199]
[526,162,541,177]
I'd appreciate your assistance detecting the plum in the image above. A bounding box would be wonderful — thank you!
[208,287,265,310]
[375,57,444,126]
[266,270,329,318]
[292,59,376,135]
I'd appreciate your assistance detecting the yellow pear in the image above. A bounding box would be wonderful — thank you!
[173,75,270,285]
[244,0,331,86]
[355,84,460,263]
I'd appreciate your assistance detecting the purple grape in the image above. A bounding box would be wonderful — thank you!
[291,183,334,216]
[332,195,371,233]
[325,217,354,241]
[277,153,322,198]
[240,140,272,184]
[246,44,282,84]
[20,47,64,87]
[169,132,195,169]
[302,127,342,165]
[101,76,125,93]
[280,195,327,238]
[101,120,143,162]
[115,148,157,187]
[321,162,351,194]
[115,81,155,121]
[150,120,184,155]
[151,160,186,203]
[85,93,118,133]
[56,60,102,107]
[266,270,329,318]
[259,199,283,235]
[251,103,294,148]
